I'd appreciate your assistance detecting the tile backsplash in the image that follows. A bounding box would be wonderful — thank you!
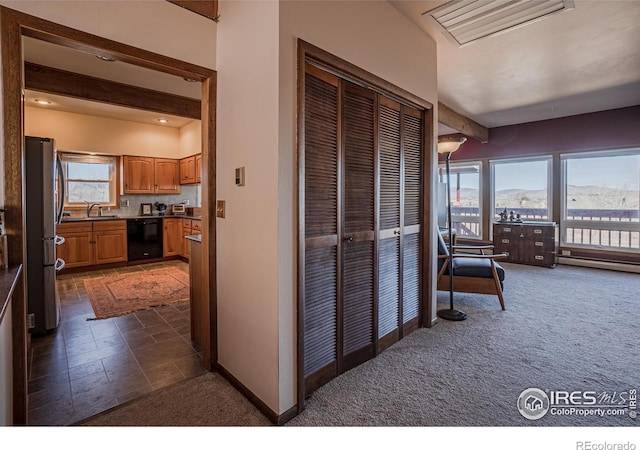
[66,184,201,218]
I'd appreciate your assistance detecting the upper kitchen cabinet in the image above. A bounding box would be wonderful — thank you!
[155,158,181,194]
[179,154,202,185]
[180,155,196,184]
[195,154,202,184]
[123,156,180,194]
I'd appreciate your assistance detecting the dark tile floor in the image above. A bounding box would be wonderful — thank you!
[27,260,207,426]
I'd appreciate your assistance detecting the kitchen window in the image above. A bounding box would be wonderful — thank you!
[60,153,118,208]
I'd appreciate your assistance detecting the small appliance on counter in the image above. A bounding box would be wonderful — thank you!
[172,203,186,215]
[154,202,167,215]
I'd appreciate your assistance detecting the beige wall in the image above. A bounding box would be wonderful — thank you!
[216,0,281,412]
[179,120,202,158]
[217,0,438,415]
[25,107,182,158]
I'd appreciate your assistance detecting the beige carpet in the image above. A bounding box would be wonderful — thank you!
[79,263,639,426]
[84,267,189,320]
[79,372,271,426]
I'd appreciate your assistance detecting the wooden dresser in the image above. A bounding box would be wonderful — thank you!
[493,222,558,268]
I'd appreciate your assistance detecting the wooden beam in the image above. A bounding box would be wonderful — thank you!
[438,101,489,143]
[167,1,219,21]
[25,62,201,120]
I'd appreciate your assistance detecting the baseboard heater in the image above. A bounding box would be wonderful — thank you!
[558,257,640,274]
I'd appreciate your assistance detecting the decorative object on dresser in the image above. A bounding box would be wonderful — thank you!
[493,222,558,268]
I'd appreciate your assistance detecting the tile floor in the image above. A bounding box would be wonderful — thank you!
[27,260,207,426]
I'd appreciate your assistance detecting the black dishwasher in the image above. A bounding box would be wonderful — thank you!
[127,218,163,261]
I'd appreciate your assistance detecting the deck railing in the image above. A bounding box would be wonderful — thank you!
[450,206,640,250]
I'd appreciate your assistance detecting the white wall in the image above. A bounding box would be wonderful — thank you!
[25,107,182,157]
[0,302,12,426]
[217,0,438,415]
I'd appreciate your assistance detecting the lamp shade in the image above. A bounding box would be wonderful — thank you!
[437,136,467,154]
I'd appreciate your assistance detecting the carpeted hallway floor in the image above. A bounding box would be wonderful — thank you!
[82,263,639,427]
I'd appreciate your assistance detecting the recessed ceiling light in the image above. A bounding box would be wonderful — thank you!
[34,99,52,105]
[183,77,198,83]
[95,55,116,62]
[156,118,169,124]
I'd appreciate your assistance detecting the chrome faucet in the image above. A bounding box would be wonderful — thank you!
[86,202,100,217]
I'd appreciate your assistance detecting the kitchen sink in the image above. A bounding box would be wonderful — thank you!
[62,215,120,222]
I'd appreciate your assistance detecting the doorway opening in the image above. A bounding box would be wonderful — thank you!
[1,6,217,424]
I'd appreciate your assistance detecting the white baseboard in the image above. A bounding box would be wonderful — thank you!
[558,257,640,274]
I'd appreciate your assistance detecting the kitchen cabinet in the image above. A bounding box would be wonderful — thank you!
[195,154,202,183]
[179,154,202,185]
[123,156,180,194]
[180,155,196,184]
[180,218,201,259]
[57,220,127,269]
[163,218,182,257]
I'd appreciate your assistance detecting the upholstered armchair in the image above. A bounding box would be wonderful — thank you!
[436,229,507,310]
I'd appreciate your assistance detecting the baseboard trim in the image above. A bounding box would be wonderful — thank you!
[216,364,299,425]
[558,258,640,274]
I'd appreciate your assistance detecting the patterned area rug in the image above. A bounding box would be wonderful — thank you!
[84,267,190,320]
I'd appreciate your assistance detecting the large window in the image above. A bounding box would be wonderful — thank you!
[438,161,482,238]
[60,153,118,207]
[562,150,640,251]
[491,157,552,223]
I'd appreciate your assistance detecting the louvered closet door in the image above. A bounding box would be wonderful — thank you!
[402,107,423,333]
[341,82,376,371]
[302,64,340,393]
[378,97,402,352]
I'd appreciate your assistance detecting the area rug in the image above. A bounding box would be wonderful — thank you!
[84,267,190,320]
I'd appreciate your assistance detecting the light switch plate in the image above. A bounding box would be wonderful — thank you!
[216,200,225,218]
[120,199,130,207]
[235,167,245,186]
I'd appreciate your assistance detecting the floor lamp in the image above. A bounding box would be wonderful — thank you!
[436,136,467,322]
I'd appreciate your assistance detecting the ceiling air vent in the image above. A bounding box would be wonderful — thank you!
[424,0,575,47]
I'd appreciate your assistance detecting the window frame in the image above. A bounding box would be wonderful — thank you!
[560,148,640,253]
[438,160,483,240]
[59,152,120,209]
[489,156,553,237]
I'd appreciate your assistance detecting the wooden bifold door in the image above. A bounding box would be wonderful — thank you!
[300,62,427,398]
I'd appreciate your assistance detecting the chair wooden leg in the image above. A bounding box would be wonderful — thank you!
[490,261,505,311]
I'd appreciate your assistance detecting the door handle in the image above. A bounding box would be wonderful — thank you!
[393,229,400,235]
[344,236,353,242]
[55,258,66,272]
[55,235,65,246]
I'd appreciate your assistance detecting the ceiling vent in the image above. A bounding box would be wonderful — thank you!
[424,0,575,47]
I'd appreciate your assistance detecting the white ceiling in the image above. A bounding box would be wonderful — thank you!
[390,0,640,133]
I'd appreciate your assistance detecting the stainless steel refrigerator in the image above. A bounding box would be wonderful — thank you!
[25,136,66,335]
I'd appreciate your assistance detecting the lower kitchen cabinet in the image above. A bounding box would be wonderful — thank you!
[57,220,127,269]
[180,218,201,259]
[163,218,183,257]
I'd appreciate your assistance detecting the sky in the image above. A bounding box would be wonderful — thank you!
[443,154,640,192]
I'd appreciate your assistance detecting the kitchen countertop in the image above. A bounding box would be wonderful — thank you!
[61,214,202,222]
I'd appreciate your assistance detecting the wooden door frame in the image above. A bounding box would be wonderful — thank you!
[0,6,217,424]
[296,40,435,411]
